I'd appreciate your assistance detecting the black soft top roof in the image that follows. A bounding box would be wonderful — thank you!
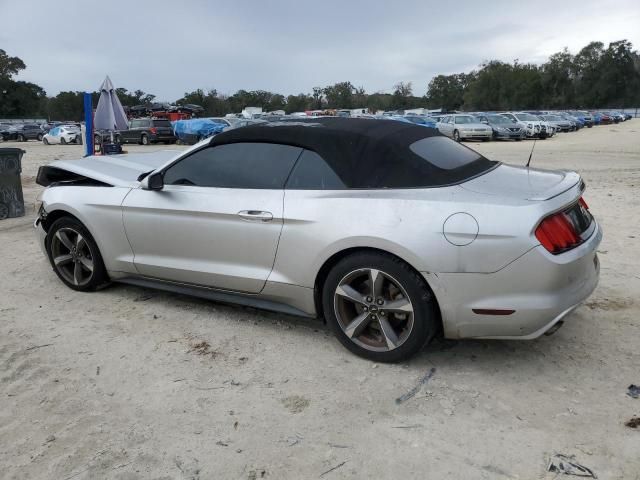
[210,117,496,188]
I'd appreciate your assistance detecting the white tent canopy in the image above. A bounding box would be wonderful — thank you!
[93,75,128,131]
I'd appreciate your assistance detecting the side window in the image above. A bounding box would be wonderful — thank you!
[286,150,346,190]
[163,142,302,189]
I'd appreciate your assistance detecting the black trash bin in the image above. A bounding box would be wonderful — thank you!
[0,148,26,220]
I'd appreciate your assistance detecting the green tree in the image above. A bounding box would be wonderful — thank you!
[323,81,355,109]
[0,49,26,80]
[425,74,470,110]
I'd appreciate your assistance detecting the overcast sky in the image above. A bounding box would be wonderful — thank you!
[2,0,639,100]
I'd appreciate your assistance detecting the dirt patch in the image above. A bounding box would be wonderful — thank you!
[281,395,310,414]
[585,296,633,311]
[188,339,218,357]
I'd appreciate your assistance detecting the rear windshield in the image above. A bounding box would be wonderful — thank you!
[409,136,484,170]
[324,133,497,189]
[152,120,172,127]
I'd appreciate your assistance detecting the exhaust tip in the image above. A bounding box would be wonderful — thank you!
[544,321,564,336]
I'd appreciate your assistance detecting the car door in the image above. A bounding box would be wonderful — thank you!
[49,127,60,144]
[440,116,453,137]
[121,142,303,293]
[122,120,137,143]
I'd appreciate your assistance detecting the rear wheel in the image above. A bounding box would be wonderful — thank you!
[17,134,25,142]
[322,252,439,362]
[46,217,109,291]
[60,137,67,145]
[37,133,43,141]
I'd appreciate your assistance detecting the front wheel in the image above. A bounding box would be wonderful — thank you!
[17,134,26,142]
[43,138,49,145]
[46,217,109,291]
[453,130,460,142]
[141,134,149,145]
[322,252,439,362]
[37,133,44,141]
[60,137,67,145]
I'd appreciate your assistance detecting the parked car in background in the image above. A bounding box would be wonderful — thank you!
[403,115,437,129]
[437,114,492,141]
[554,112,582,128]
[500,112,548,139]
[568,111,594,127]
[118,118,177,145]
[541,115,573,133]
[43,126,82,145]
[593,112,614,125]
[606,111,626,122]
[34,118,601,362]
[14,123,45,142]
[0,123,20,141]
[476,113,525,140]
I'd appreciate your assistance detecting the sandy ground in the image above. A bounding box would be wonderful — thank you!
[1,124,639,479]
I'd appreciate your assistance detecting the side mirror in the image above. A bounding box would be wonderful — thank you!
[141,171,164,190]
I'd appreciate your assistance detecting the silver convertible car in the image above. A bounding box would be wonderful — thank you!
[35,118,601,362]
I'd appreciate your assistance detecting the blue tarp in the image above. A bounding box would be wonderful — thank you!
[172,119,226,142]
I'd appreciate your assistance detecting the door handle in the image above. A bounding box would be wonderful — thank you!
[238,210,273,222]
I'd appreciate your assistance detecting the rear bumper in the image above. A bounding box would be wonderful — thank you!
[426,220,602,339]
[150,134,177,142]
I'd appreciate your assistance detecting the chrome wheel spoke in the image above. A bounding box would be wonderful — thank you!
[54,254,73,266]
[75,234,86,250]
[384,297,413,314]
[378,316,400,349]
[73,261,82,285]
[336,284,367,305]
[56,230,74,250]
[344,312,372,339]
[369,269,385,297]
[79,256,93,272]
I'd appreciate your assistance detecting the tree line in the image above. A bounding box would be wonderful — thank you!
[1,39,639,121]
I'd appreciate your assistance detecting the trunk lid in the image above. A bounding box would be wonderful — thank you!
[460,164,581,201]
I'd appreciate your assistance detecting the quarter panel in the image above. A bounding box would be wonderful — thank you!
[273,187,548,289]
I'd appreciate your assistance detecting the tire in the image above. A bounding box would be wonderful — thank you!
[46,216,109,292]
[17,134,25,142]
[322,251,439,362]
[37,133,43,141]
[515,138,523,141]
[61,137,67,145]
[94,134,102,145]
[482,137,490,142]
[141,134,149,145]
[43,138,49,145]
[453,130,460,142]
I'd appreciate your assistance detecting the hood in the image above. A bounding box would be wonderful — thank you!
[460,163,581,201]
[42,150,179,187]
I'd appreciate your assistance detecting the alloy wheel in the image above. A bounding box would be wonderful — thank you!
[50,227,94,287]
[333,268,414,352]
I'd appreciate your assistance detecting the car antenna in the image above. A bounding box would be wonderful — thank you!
[526,139,537,168]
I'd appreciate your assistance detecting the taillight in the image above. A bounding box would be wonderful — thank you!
[535,197,593,254]
[536,214,580,253]
[150,127,157,134]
